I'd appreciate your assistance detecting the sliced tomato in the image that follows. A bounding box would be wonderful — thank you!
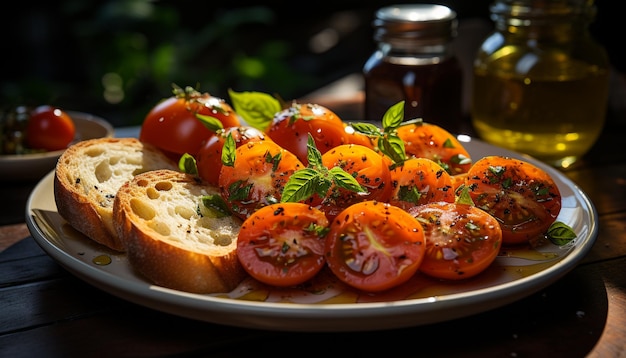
[312,143,393,220]
[25,105,76,151]
[139,86,240,161]
[396,122,472,175]
[237,202,329,287]
[464,156,562,245]
[267,102,348,165]
[219,140,304,220]
[196,126,270,186]
[325,201,426,292]
[388,157,455,211]
[408,202,502,280]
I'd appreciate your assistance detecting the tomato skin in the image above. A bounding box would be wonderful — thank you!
[219,140,304,220]
[196,126,270,186]
[325,201,426,292]
[237,202,329,287]
[310,144,393,220]
[465,156,562,245]
[408,202,502,280]
[140,89,240,161]
[396,122,472,175]
[388,157,455,211]
[267,102,348,165]
[25,105,76,151]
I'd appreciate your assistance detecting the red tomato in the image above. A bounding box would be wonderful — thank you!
[196,126,270,186]
[139,86,240,161]
[396,122,472,175]
[267,102,348,165]
[310,144,393,220]
[25,105,76,151]
[237,202,329,287]
[325,201,426,292]
[408,202,502,280]
[388,157,455,211]
[465,156,562,245]
[219,140,304,220]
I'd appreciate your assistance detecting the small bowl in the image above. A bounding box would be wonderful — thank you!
[0,111,114,182]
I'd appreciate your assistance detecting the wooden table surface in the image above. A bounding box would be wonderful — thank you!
[1,95,625,358]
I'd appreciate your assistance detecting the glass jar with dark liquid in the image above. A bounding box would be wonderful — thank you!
[363,4,464,134]
[471,0,610,169]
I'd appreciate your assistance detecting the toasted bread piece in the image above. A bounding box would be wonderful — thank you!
[113,169,246,294]
[54,137,178,251]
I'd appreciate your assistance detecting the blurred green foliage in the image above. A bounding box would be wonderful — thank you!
[2,1,322,126]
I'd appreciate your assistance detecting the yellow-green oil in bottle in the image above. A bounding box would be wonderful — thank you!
[471,0,610,169]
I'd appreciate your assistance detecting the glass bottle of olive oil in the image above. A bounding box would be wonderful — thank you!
[471,0,610,169]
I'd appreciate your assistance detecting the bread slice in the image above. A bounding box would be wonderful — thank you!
[54,137,178,251]
[112,169,246,294]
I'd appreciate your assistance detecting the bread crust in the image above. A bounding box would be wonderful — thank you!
[113,169,246,294]
[54,137,177,251]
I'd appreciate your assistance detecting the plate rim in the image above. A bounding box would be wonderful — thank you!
[24,136,599,331]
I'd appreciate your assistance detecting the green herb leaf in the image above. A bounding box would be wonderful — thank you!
[228,89,281,131]
[378,134,406,166]
[178,153,198,175]
[547,221,577,245]
[281,168,320,203]
[382,101,405,132]
[195,113,224,133]
[329,166,367,194]
[455,185,475,206]
[199,195,231,218]
[350,122,382,136]
[221,132,236,167]
[306,133,324,169]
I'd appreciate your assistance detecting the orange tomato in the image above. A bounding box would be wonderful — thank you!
[237,202,329,287]
[464,156,562,245]
[396,122,472,175]
[196,126,269,186]
[218,140,304,220]
[313,143,393,220]
[325,201,426,292]
[409,202,502,280]
[388,157,455,211]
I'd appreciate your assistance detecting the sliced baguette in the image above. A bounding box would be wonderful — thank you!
[112,169,246,294]
[54,137,178,251]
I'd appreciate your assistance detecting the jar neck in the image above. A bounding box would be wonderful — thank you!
[491,0,596,40]
[378,40,454,58]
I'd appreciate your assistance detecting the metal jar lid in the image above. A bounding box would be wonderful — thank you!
[373,4,458,45]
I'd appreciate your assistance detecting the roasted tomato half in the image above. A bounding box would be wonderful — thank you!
[464,156,562,245]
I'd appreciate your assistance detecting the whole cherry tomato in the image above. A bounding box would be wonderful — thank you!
[25,105,76,151]
[464,156,562,245]
[237,202,329,287]
[195,126,270,186]
[325,200,426,292]
[267,102,348,165]
[409,202,502,280]
[139,85,240,161]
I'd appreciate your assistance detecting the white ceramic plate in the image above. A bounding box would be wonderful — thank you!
[25,137,598,332]
[1,111,114,182]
